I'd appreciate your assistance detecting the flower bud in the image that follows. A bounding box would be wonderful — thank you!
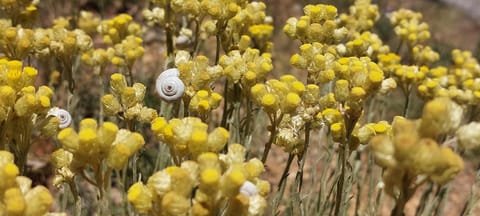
[24,186,53,216]
[128,182,153,214]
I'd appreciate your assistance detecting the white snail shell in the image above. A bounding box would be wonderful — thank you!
[158,68,180,80]
[239,181,258,197]
[156,68,185,101]
[47,107,72,129]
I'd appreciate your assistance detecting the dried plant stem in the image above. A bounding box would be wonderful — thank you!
[295,122,311,192]
[68,180,82,216]
[271,153,295,215]
[403,88,411,118]
[334,115,358,216]
[415,183,433,216]
[97,67,105,124]
[433,185,450,216]
[164,0,175,69]
[334,144,348,216]
[261,113,283,163]
[461,169,480,216]
[220,80,230,130]
[391,174,415,216]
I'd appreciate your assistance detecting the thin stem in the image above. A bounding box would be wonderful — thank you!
[220,80,229,130]
[271,153,295,215]
[415,183,433,216]
[334,144,347,216]
[164,0,175,69]
[295,122,311,192]
[68,180,82,216]
[403,88,411,118]
[191,18,202,57]
[81,170,98,187]
[98,67,105,124]
[395,39,404,54]
[215,30,222,64]
[334,115,358,216]
[261,113,282,163]
[391,173,413,216]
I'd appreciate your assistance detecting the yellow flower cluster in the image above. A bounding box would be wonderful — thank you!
[0,0,37,26]
[0,151,57,216]
[284,4,347,44]
[48,28,93,62]
[77,11,101,35]
[250,75,305,115]
[456,122,480,151]
[275,114,309,153]
[176,52,223,97]
[43,27,93,92]
[0,26,34,60]
[54,118,145,178]
[200,0,243,21]
[102,73,158,123]
[97,14,142,45]
[333,57,385,97]
[390,8,430,46]
[0,60,59,142]
[171,0,201,16]
[151,116,229,161]
[227,2,272,51]
[392,65,427,93]
[81,48,109,69]
[219,48,272,88]
[290,42,337,84]
[354,120,391,145]
[341,31,389,57]
[411,45,439,66]
[418,49,480,104]
[377,52,401,76]
[248,24,273,49]
[339,0,380,32]
[231,1,266,28]
[128,144,269,216]
[189,89,223,117]
[143,7,166,26]
[80,13,143,71]
[107,35,144,68]
[369,98,464,197]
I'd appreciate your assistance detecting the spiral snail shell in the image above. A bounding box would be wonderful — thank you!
[239,180,258,197]
[47,107,72,129]
[156,68,185,101]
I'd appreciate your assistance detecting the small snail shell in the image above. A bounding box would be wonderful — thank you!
[239,181,258,197]
[47,107,72,129]
[156,68,185,101]
[158,68,180,80]
[175,35,191,46]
